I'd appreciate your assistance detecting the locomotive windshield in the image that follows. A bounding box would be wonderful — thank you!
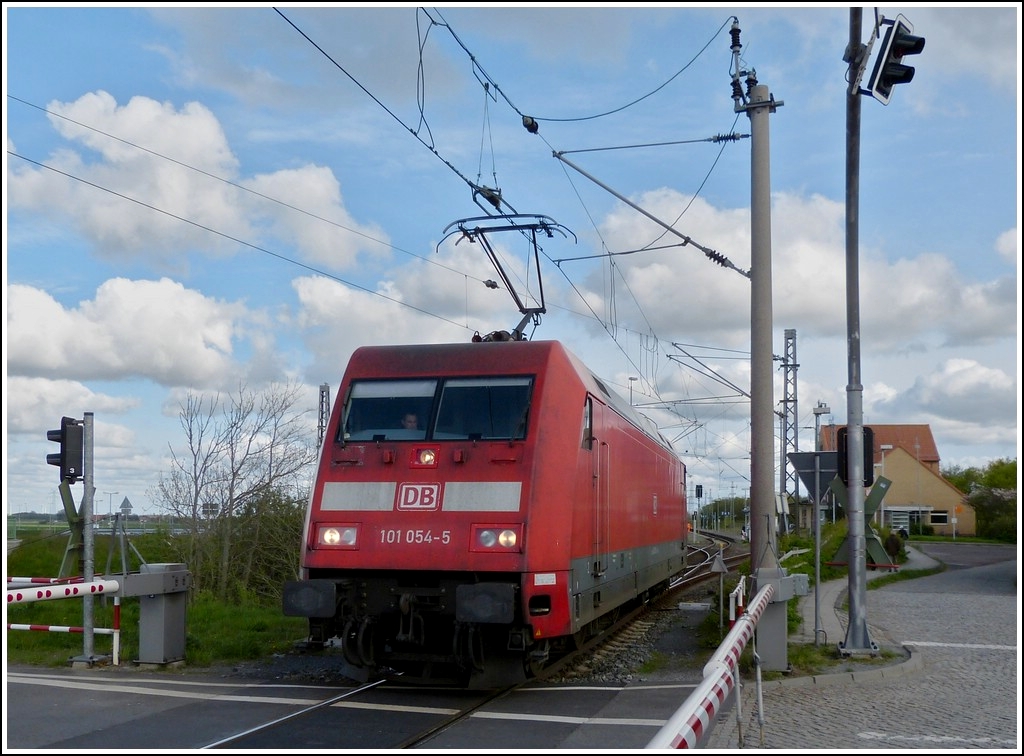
[341,376,533,442]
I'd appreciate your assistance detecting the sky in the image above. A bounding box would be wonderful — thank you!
[3,4,1021,519]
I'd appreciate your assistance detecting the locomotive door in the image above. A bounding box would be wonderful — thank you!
[587,396,611,577]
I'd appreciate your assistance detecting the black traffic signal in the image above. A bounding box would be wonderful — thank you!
[837,425,875,487]
[695,484,703,499]
[47,416,84,483]
[867,15,925,105]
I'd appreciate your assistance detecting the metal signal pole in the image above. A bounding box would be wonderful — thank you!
[840,7,876,657]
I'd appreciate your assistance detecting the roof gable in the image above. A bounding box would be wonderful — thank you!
[819,423,940,465]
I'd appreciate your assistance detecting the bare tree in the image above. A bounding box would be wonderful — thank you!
[154,392,227,593]
[213,381,316,601]
[154,381,318,599]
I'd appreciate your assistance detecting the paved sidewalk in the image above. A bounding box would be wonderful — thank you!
[791,541,939,647]
[706,542,1019,750]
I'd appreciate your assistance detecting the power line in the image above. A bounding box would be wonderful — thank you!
[7,150,475,334]
[4,94,486,286]
[275,6,516,217]
[426,8,736,125]
[11,11,747,474]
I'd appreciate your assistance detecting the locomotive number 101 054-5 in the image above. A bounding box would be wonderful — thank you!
[378,528,452,545]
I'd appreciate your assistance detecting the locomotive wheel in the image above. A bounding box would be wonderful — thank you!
[527,639,551,677]
[469,626,485,671]
[341,619,362,668]
[356,617,375,667]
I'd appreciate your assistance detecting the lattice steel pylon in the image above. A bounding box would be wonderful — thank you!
[318,383,331,447]
[780,329,799,510]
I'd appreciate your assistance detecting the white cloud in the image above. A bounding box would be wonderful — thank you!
[4,377,139,435]
[7,279,257,387]
[994,227,1018,266]
[241,165,392,270]
[10,92,396,275]
[8,92,249,266]
[904,7,1019,93]
[878,358,1017,428]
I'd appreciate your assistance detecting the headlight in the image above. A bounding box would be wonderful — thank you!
[317,525,358,548]
[410,446,439,467]
[472,526,521,552]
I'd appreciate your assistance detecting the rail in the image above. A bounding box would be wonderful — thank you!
[646,582,775,749]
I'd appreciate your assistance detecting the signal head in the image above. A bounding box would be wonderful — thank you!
[867,14,925,105]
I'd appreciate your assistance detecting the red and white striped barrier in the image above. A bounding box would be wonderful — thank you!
[7,623,116,635]
[6,579,122,665]
[646,582,775,749]
[6,579,119,605]
[7,576,86,586]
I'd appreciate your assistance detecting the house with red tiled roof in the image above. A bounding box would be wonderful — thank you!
[817,423,974,537]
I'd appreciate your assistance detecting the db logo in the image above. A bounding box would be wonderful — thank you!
[397,483,441,510]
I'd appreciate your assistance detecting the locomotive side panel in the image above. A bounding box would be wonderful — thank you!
[522,346,687,641]
[552,394,687,637]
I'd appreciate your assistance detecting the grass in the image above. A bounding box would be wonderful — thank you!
[782,642,902,677]
[6,579,308,669]
[637,650,671,675]
[3,526,978,675]
[6,532,306,669]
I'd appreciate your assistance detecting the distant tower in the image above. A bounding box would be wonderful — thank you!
[780,329,799,505]
[318,383,331,446]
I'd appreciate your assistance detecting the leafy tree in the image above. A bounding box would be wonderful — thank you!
[942,457,1016,494]
[981,457,1016,489]
[945,457,1018,543]
[968,486,1016,542]
[940,463,984,494]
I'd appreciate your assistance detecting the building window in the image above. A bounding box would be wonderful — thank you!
[930,510,949,525]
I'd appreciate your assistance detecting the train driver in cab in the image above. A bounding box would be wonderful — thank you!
[401,412,419,430]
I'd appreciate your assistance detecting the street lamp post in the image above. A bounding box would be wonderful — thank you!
[103,491,118,520]
[810,401,830,646]
[878,444,892,528]
[812,402,831,522]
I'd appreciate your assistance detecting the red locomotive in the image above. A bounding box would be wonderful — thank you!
[283,338,688,686]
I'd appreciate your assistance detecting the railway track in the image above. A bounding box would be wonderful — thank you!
[205,534,750,750]
[544,535,749,683]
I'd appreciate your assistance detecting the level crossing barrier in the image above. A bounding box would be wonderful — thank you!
[7,576,123,664]
[7,563,190,666]
[646,582,775,749]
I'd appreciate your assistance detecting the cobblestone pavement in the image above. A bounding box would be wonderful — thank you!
[708,548,1019,751]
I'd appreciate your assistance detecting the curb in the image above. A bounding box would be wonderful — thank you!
[707,646,922,749]
[759,643,921,689]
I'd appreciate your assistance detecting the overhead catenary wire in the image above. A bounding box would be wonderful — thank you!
[425,8,736,126]
[3,94,668,368]
[275,7,512,216]
[277,5,746,411]
[22,10,750,485]
[552,150,750,279]
[438,10,747,429]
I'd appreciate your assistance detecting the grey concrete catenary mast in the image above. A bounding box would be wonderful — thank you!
[730,19,804,671]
